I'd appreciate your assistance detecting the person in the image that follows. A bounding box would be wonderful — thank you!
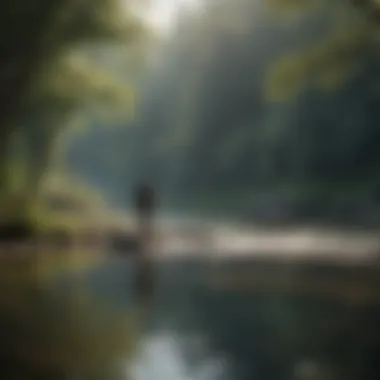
[134,182,155,218]
[133,182,156,311]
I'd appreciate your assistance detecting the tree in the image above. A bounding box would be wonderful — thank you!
[21,55,135,193]
[265,0,380,100]
[0,0,146,191]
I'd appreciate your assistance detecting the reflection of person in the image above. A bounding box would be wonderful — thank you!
[133,182,156,311]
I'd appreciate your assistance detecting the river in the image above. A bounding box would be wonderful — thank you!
[5,221,380,380]
[73,251,380,380]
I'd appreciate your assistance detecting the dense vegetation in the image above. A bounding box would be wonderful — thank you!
[0,2,149,380]
[0,0,148,199]
[67,0,380,226]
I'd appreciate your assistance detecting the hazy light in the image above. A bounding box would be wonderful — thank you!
[146,0,201,34]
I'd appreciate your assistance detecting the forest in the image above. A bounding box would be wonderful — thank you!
[1,0,380,227]
[0,2,148,380]
[65,0,380,226]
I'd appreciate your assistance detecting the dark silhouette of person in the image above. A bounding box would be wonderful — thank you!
[133,182,156,310]
[134,182,155,218]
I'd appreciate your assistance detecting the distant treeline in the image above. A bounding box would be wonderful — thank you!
[67,0,380,226]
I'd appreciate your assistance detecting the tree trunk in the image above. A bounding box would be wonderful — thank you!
[25,126,60,197]
[0,130,14,191]
[0,0,80,189]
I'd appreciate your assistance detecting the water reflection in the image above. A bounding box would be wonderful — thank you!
[3,255,380,380]
[131,332,230,380]
[82,258,234,380]
[0,261,138,380]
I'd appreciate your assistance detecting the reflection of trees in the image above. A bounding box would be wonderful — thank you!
[0,264,138,380]
[191,262,380,380]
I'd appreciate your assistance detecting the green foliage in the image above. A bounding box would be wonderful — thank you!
[266,0,326,13]
[0,266,138,379]
[0,0,147,192]
[0,173,109,236]
[66,0,380,225]
[265,0,380,99]
[30,54,136,119]
[0,0,141,126]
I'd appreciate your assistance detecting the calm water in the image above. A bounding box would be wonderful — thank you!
[66,256,380,380]
[70,255,380,380]
[82,258,231,380]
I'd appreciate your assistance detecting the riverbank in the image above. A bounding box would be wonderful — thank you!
[0,247,105,284]
[152,221,380,264]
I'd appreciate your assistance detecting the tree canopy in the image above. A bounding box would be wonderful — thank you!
[266,0,380,99]
[67,0,380,226]
[0,0,147,192]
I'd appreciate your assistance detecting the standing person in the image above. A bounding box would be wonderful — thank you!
[133,182,156,311]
